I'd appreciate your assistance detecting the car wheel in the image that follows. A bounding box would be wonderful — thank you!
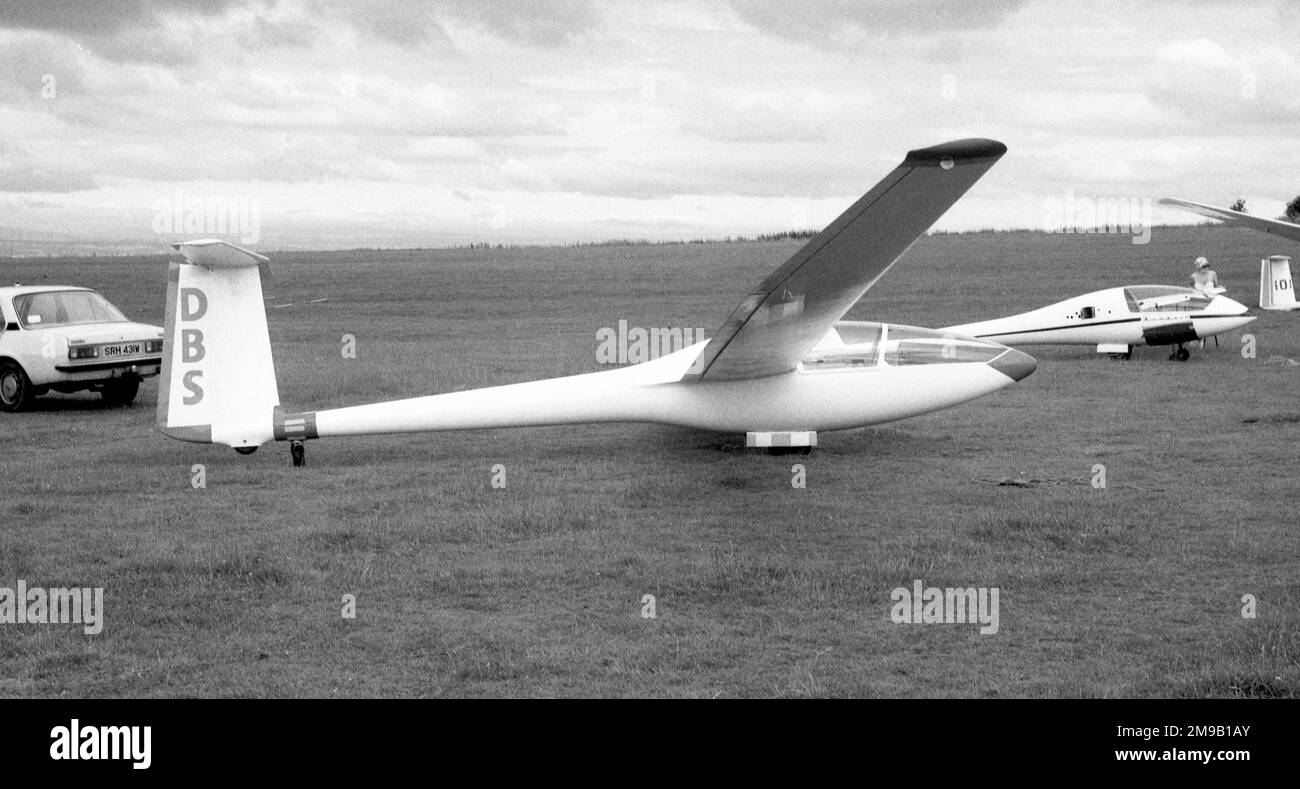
[0,361,36,412]
[101,377,140,406]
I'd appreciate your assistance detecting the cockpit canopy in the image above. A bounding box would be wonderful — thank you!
[1123,285,1213,313]
[802,322,1009,371]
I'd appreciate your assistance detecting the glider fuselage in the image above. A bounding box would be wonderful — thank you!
[274,323,1035,442]
[942,285,1254,348]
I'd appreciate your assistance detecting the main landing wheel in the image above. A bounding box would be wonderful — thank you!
[290,440,305,467]
[234,446,257,455]
[100,377,140,406]
[1169,346,1190,362]
[766,446,812,456]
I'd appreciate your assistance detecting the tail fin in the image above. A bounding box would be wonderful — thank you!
[1259,255,1299,311]
[157,239,280,448]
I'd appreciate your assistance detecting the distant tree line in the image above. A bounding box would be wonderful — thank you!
[750,229,820,242]
[521,229,822,249]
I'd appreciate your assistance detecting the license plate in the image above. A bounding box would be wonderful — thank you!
[102,343,143,358]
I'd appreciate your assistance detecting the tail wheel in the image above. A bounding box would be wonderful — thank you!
[101,377,140,406]
[0,361,36,412]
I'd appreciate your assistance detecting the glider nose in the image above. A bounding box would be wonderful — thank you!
[1206,295,1256,331]
[1209,294,1250,316]
[989,347,1037,382]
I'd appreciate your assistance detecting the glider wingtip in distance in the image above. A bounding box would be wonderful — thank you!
[157,138,1032,465]
[1158,196,1300,245]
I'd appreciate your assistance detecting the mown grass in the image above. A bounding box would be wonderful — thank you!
[0,225,1297,697]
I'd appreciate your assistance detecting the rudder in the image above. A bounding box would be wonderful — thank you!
[1259,255,1299,311]
[157,239,280,448]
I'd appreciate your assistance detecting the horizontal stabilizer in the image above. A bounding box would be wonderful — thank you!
[172,239,271,276]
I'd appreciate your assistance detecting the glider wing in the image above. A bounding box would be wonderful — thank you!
[1158,198,1300,245]
[684,138,1007,382]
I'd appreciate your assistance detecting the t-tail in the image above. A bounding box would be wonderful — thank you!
[157,240,281,450]
[1260,255,1300,311]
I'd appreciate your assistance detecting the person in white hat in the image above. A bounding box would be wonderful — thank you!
[1189,256,1222,295]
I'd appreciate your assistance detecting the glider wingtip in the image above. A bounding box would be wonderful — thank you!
[1157,197,1210,210]
[904,138,1007,166]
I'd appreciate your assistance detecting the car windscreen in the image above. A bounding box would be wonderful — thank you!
[13,290,129,328]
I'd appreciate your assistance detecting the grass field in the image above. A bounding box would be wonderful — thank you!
[1,224,1297,697]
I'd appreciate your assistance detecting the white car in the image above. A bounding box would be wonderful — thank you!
[0,285,163,411]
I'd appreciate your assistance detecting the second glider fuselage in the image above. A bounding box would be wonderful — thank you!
[942,285,1254,347]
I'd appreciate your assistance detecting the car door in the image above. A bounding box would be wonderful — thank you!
[1,293,54,384]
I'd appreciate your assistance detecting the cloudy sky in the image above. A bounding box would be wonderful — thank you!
[0,0,1297,250]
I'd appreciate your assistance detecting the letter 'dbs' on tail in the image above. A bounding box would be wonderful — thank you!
[157,240,280,449]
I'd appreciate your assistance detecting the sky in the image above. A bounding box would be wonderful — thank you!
[0,0,1297,251]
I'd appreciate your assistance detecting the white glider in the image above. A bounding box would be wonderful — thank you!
[1158,198,1300,311]
[156,139,1035,464]
[941,198,1293,360]
[942,285,1255,361]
